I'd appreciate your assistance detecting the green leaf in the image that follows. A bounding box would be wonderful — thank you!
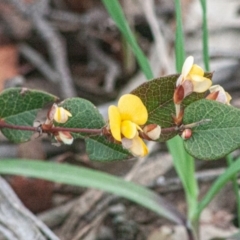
[101,0,153,80]
[86,136,129,161]
[59,98,130,161]
[58,98,105,138]
[0,88,57,142]
[183,99,240,160]
[196,157,240,217]
[131,74,212,141]
[167,137,198,220]
[0,159,186,225]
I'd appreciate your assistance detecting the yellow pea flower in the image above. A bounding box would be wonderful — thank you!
[108,94,148,157]
[53,104,72,123]
[173,56,212,124]
[206,85,232,105]
[175,56,212,100]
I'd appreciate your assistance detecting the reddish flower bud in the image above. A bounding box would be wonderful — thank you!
[173,85,185,104]
[181,129,192,140]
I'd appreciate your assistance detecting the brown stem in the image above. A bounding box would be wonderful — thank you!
[0,122,38,132]
[0,121,103,135]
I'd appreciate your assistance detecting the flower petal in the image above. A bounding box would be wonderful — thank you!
[188,64,204,77]
[122,136,148,157]
[121,120,137,139]
[48,104,58,121]
[55,131,73,145]
[176,74,184,87]
[191,75,212,93]
[54,107,72,123]
[209,85,232,105]
[143,124,161,140]
[118,94,148,125]
[108,105,121,141]
[182,56,194,78]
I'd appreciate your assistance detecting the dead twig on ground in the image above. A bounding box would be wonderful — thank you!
[0,176,59,240]
[7,0,77,98]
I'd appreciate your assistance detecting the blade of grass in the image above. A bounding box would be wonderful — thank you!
[167,137,198,219]
[196,157,240,218]
[102,0,153,79]
[174,0,186,71]
[227,155,240,227]
[200,0,210,71]
[0,159,186,225]
[168,0,198,221]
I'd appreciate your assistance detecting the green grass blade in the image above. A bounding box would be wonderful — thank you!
[0,159,186,225]
[102,0,153,79]
[169,0,198,220]
[227,155,240,227]
[167,137,198,219]
[174,0,186,72]
[200,0,210,71]
[197,157,240,217]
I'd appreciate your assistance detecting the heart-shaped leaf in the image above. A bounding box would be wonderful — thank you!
[183,99,240,160]
[131,73,212,141]
[59,98,130,161]
[0,88,57,142]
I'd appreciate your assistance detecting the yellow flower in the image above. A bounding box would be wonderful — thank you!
[176,56,212,92]
[53,104,72,123]
[206,85,232,105]
[174,56,212,104]
[108,94,148,157]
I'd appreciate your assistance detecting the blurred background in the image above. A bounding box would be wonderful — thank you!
[0,0,240,239]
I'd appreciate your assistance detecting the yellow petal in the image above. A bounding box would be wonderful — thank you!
[182,56,194,77]
[118,94,148,125]
[226,92,232,105]
[191,75,212,93]
[108,105,121,141]
[54,107,72,123]
[188,64,204,77]
[121,120,137,139]
[122,136,148,157]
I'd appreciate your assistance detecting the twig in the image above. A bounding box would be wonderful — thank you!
[0,176,59,240]
[31,14,76,98]
[18,43,60,83]
[150,167,226,191]
[139,0,174,74]
[87,38,121,92]
[125,141,157,181]
[0,121,103,135]
[8,0,77,98]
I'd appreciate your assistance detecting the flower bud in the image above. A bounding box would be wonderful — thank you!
[206,85,232,105]
[173,85,184,104]
[143,124,161,140]
[54,131,73,145]
[181,129,192,140]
